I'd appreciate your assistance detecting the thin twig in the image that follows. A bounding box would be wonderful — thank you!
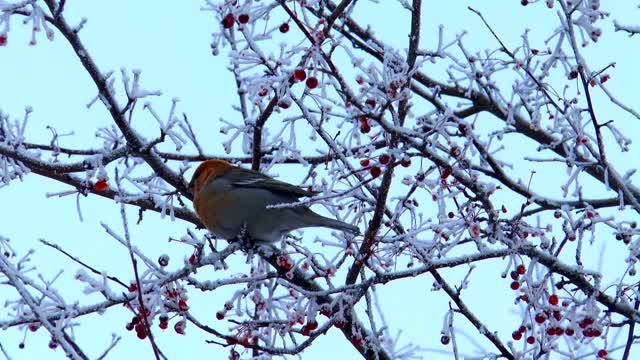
[39,239,128,288]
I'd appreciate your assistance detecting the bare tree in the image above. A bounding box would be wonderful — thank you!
[1,0,639,359]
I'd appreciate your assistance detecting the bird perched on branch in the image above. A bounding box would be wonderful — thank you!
[189,160,359,243]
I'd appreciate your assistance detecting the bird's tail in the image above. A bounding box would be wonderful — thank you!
[312,215,360,235]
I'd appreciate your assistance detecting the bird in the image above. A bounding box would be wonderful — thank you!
[189,160,359,243]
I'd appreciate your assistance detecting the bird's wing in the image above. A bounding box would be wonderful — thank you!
[225,167,315,198]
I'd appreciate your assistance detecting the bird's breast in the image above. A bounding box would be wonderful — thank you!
[194,187,236,235]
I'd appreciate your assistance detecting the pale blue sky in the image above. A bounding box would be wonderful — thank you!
[1,1,638,359]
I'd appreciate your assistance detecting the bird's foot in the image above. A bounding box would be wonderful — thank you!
[233,224,253,248]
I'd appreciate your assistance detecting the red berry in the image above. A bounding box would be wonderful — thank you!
[258,87,268,97]
[379,154,391,165]
[158,254,169,267]
[48,339,58,349]
[306,320,318,331]
[521,0,528,5]
[136,327,147,339]
[128,283,138,293]
[0,35,6,47]
[365,99,376,108]
[553,311,562,321]
[229,350,240,360]
[360,159,370,167]
[400,158,411,167]
[579,317,594,328]
[512,331,522,340]
[370,166,381,178]
[306,77,318,89]
[510,271,519,280]
[222,14,235,29]
[216,311,225,320]
[238,336,250,346]
[279,23,289,33]
[125,322,134,331]
[565,328,574,336]
[351,336,363,347]
[94,179,108,192]
[579,320,587,329]
[510,281,520,290]
[18,343,24,349]
[450,146,460,158]
[518,325,526,333]
[301,325,311,336]
[549,294,559,306]
[238,14,249,24]
[440,335,450,345]
[277,255,293,269]
[441,166,452,179]
[189,254,196,265]
[159,321,168,330]
[293,69,306,81]
[448,212,455,219]
[360,122,371,134]
[526,336,535,344]
[534,313,546,324]
[174,321,186,335]
[278,99,291,109]
[597,349,607,358]
[516,264,526,275]
[568,70,578,79]
[320,307,332,317]
[178,299,189,311]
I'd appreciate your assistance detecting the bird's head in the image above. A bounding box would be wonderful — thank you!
[188,160,233,196]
